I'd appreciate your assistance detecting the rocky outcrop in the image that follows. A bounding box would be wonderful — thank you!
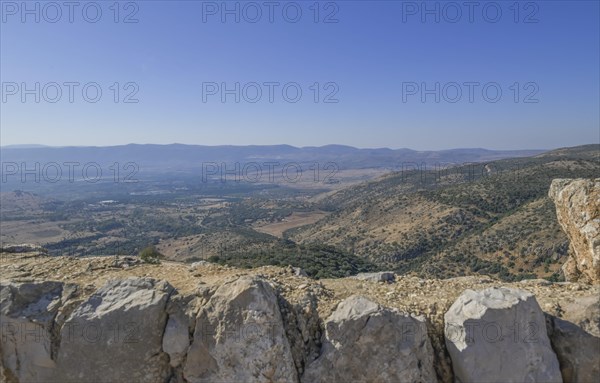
[2,264,599,383]
[0,277,176,383]
[549,178,600,284]
[0,281,64,382]
[545,294,600,383]
[53,277,174,382]
[444,287,562,383]
[183,276,298,383]
[302,295,436,382]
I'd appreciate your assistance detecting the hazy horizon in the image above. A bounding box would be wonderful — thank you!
[0,142,558,152]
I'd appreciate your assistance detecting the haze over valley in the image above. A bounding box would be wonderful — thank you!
[2,143,597,281]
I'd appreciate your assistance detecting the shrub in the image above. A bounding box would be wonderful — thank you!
[139,246,163,264]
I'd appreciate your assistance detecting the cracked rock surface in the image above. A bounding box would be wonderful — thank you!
[302,295,436,383]
[549,178,600,284]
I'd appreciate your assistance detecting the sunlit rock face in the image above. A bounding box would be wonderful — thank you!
[444,287,562,383]
[549,178,600,284]
[302,295,436,383]
[183,276,298,383]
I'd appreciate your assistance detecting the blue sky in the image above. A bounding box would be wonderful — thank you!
[1,0,599,149]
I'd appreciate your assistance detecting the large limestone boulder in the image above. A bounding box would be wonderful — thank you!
[546,294,600,383]
[183,276,298,383]
[302,295,436,383]
[549,178,600,284]
[0,281,64,382]
[53,277,174,382]
[445,287,562,383]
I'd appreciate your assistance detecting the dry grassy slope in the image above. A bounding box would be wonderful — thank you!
[288,145,600,281]
[0,191,71,245]
[422,197,568,279]
[156,229,276,261]
[0,190,49,216]
[288,193,480,261]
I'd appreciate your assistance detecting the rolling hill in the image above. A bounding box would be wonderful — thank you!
[287,144,599,281]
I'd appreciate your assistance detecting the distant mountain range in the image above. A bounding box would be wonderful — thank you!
[0,144,547,171]
[1,144,51,149]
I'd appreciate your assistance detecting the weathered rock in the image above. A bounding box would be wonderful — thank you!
[292,267,308,277]
[546,316,600,383]
[53,277,174,382]
[279,292,321,376]
[546,294,600,383]
[0,281,63,382]
[190,260,210,269]
[109,255,140,269]
[163,293,201,369]
[2,257,600,383]
[351,271,396,283]
[560,294,600,338]
[445,287,562,383]
[183,276,298,383]
[549,178,600,284]
[302,295,436,383]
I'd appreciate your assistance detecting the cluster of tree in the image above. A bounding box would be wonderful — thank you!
[208,242,379,279]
